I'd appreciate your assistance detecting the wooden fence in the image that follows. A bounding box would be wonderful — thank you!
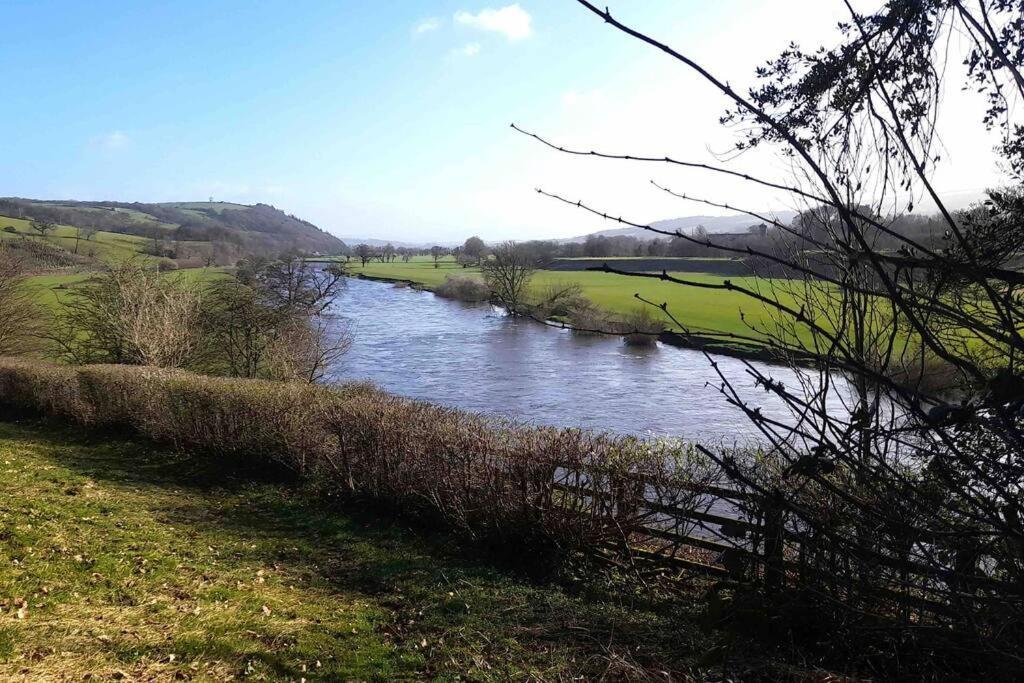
[555,475,1019,622]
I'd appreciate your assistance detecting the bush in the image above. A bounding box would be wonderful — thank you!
[0,358,713,569]
[565,297,611,335]
[434,275,490,303]
[619,307,666,346]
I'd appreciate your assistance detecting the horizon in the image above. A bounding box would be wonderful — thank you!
[1,1,1009,243]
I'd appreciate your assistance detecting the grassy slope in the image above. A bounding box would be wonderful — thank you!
[0,419,710,681]
[351,257,795,339]
[0,216,152,263]
[23,268,230,317]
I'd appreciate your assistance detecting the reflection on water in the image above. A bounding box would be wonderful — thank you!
[324,277,852,442]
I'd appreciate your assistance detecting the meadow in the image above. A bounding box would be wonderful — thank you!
[0,216,157,264]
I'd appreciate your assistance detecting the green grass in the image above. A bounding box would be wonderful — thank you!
[0,418,716,680]
[0,216,153,264]
[22,267,229,315]
[351,257,797,340]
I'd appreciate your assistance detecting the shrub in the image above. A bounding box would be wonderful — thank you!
[434,275,490,303]
[48,262,204,368]
[565,297,611,336]
[0,358,714,569]
[619,307,666,346]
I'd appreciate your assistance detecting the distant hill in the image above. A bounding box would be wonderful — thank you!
[337,237,446,249]
[0,198,346,256]
[560,211,799,243]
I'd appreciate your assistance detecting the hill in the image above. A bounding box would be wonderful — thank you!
[560,211,799,243]
[0,198,346,259]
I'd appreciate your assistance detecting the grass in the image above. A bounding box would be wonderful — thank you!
[22,267,229,314]
[0,217,153,264]
[0,418,715,680]
[351,257,798,341]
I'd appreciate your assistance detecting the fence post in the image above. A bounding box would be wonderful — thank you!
[763,490,785,593]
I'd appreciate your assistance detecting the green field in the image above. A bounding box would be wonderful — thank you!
[0,418,706,680]
[23,267,229,315]
[351,257,796,340]
[0,216,156,264]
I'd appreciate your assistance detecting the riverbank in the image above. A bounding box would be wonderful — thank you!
[348,268,794,365]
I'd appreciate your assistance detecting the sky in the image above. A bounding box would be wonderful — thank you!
[1,1,1012,243]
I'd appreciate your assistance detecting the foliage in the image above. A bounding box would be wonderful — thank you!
[0,358,717,571]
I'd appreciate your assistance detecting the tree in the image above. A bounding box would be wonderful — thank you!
[462,236,487,265]
[74,226,98,254]
[200,255,350,382]
[523,0,1024,671]
[30,218,55,238]
[480,242,535,315]
[49,262,204,368]
[354,243,374,266]
[0,246,42,354]
[429,245,447,268]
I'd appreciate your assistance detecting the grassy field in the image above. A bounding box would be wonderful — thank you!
[0,216,155,264]
[351,257,797,340]
[0,418,713,680]
[22,267,229,314]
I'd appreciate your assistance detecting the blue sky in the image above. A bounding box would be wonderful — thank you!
[2,1,1008,242]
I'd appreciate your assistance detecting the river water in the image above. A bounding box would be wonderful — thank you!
[324,277,852,443]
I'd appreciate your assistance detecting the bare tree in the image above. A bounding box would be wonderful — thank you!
[0,247,43,355]
[49,262,204,368]
[354,243,374,266]
[30,218,55,239]
[519,0,1024,673]
[481,241,535,315]
[200,255,350,382]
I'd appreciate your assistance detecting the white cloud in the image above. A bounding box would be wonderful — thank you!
[413,17,441,35]
[95,131,130,150]
[455,4,532,41]
[451,42,481,58]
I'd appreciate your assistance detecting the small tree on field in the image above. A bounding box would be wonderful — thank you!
[463,235,487,265]
[354,243,374,266]
[429,245,447,268]
[481,241,535,315]
[30,218,55,238]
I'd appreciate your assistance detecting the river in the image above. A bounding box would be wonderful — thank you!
[324,277,852,443]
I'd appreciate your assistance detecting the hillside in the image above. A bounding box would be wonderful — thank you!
[561,211,799,242]
[0,198,346,260]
